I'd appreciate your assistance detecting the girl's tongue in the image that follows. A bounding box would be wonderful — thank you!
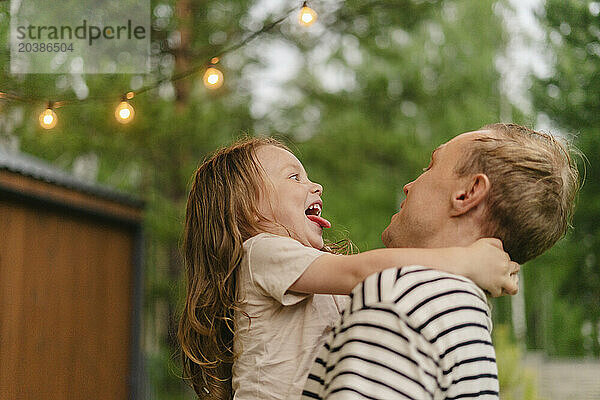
[307,214,332,229]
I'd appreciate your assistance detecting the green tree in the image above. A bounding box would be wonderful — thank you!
[274,0,508,252]
[529,0,600,357]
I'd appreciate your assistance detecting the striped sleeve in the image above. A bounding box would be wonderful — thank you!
[302,267,500,400]
[302,269,439,399]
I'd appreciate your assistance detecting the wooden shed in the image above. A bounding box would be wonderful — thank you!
[0,150,144,399]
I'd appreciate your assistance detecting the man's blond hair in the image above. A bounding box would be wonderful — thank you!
[455,123,580,263]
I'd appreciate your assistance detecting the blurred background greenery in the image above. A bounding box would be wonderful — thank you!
[1,0,598,398]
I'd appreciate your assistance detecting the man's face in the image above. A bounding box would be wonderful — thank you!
[382,131,487,248]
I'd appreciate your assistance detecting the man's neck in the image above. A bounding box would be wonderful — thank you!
[423,219,483,249]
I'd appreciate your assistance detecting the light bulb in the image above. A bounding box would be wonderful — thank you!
[203,67,224,89]
[299,5,317,27]
[39,108,57,129]
[115,101,135,124]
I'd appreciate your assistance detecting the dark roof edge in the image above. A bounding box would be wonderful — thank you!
[0,150,145,209]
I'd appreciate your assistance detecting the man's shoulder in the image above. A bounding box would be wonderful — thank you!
[392,265,488,302]
[349,266,492,337]
[356,266,487,306]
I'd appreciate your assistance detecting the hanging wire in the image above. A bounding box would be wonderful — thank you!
[0,3,302,107]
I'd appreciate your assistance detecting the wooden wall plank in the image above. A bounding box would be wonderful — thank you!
[0,201,27,399]
[52,210,75,399]
[101,225,134,399]
[0,196,137,399]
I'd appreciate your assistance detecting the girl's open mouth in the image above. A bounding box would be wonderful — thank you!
[305,202,331,229]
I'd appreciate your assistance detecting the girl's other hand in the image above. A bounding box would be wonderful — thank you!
[463,238,520,297]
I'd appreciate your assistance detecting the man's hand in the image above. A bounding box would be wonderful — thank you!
[462,238,520,297]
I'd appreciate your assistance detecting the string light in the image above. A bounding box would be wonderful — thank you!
[115,98,135,124]
[39,103,57,129]
[203,66,224,90]
[2,2,315,127]
[299,1,317,27]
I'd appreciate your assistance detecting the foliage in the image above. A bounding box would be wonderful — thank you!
[494,325,543,400]
[290,0,506,250]
[529,0,600,357]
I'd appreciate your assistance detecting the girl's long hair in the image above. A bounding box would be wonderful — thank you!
[178,137,288,399]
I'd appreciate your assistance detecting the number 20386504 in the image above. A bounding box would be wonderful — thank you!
[17,42,74,53]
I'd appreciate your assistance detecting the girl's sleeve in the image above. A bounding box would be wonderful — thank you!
[247,234,327,305]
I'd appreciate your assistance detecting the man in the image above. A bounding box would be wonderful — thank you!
[302,123,580,399]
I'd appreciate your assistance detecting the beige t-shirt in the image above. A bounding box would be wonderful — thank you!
[232,233,348,400]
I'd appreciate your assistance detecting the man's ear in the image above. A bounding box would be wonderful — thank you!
[450,173,490,217]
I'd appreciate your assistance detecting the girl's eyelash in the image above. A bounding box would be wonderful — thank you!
[290,174,300,180]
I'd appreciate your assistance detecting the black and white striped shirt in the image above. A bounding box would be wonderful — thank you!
[302,266,499,400]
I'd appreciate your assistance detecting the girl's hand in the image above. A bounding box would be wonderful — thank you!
[462,238,520,297]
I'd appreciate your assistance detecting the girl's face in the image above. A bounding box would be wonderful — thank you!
[254,145,331,249]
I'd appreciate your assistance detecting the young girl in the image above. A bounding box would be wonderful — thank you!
[178,137,518,399]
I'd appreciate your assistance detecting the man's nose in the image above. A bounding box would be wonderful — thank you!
[403,181,414,195]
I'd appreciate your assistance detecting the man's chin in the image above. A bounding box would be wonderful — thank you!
[382,228,410,249]
[381,229,393,248]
